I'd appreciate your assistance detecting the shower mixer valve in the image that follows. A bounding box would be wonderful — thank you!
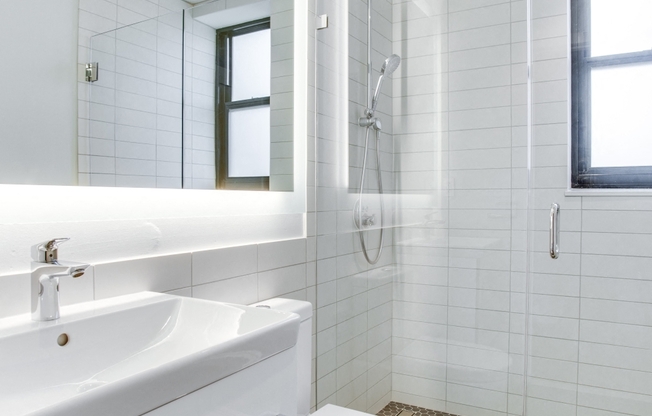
[362,213,375,227]
[353,204,376,228]
[358,116,382,131]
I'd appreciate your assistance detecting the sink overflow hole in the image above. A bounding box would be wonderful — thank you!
[57,333,69,346]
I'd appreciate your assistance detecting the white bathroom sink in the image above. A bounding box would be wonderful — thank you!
[0,292,300,416]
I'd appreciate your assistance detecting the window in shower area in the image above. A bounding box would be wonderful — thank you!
[216,19,272,190]
[571,0,652,188]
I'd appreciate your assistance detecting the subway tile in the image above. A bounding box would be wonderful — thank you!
[94,253,191,299]
[449,3,510,32]
[449,24,511,51]
[526,396,576,416]
[579,341,652,374]
[526,376,577,405]
[258,263,307,300]
[581,276,652,303]
[192,244,257,286]
[580,320,652,349]
[393,373,446,400]
[258,239,307,271]
[529,356,578,384]
[0,273,31,318]
[192,274,258,306]
[577,385,652,416]
[581,298,652,327]
[579,363,652,397]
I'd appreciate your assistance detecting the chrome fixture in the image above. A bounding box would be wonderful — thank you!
[369,54,401,115]
[549,203,560,259]
[353,1,401,265]
[358,116,382,130]
[354,0,401,265]
[359,54,401,123]
[31,238,89,321]
[85,62,99,82]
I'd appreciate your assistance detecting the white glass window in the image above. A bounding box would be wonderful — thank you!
[591,63,652,167]
[231,29,271,101]
[228,105,271,177]
[216,19,271,189]
[591,0,652,57]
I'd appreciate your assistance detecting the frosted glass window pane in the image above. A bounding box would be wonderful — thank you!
[591,63,652,167]
[591,0,652,57]
[231,29,271,101]
[228,106,270,177]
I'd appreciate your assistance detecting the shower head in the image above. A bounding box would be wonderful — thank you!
[370,54,401,114]
[380,54,401,76]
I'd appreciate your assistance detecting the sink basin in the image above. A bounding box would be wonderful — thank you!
[0,292,300,416]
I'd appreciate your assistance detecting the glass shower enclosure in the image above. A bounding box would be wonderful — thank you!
[314,0,652,415]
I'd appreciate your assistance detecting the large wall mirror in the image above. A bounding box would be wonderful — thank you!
[0,0,295,192]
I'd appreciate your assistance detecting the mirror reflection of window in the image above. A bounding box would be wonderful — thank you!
[217,19,271,190]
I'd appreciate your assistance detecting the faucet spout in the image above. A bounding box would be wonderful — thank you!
[30,238,89,321]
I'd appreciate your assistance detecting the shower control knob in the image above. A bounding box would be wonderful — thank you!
[362,214,375,227]
[358,117,382,131]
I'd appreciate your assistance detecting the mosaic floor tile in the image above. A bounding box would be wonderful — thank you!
[376,401,460,416]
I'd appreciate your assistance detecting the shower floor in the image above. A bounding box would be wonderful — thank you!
[377,402,459,416]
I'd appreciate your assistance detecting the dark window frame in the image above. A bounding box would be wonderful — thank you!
[216,18,271,191]
[572,0,652,188]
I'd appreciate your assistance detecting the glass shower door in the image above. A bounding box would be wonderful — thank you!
[390,1,530,415]
[525,0,652,415]
[314,0,530,415]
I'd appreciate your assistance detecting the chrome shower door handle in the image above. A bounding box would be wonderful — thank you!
[550,203,560,259]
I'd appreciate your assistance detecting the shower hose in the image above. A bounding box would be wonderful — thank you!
[354,123,385,265]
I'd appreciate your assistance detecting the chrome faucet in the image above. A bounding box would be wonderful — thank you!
[31,238,89,321]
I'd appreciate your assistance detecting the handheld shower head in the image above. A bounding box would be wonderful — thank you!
[370,54,401,114]
[380,54,401,76]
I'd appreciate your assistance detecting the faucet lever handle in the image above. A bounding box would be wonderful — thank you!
[33,238,71,263]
